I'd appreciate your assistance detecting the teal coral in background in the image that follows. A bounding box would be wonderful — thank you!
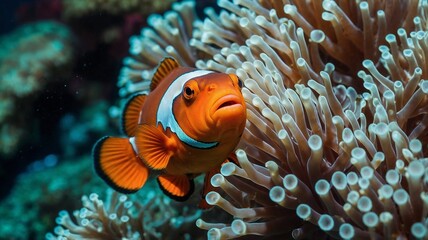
[0,20,75,157]
[0,155,104,239]
[47,184,205,239]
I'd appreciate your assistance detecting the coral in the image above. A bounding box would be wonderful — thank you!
[0,20,75,156]
[0,155,104,239]
[0,21,74,97]
[47,188,204,240]
[61,0,176,20]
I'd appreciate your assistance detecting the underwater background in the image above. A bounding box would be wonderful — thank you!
[0,0,428,239]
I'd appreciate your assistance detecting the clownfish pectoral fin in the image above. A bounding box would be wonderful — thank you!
[122,94,146,137]
[198,153,240,209]
[93,136,149,193]
[157,174,195,201]
[135,124,176,170]
[150,57,180,91]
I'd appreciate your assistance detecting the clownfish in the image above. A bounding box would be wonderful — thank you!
[93,57,246,206]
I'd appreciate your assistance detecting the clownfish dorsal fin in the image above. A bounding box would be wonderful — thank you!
[151,57,180,91]
[157,174,195,201]
[93,136,149,193]
[135,124,176,169]
[121,93,146,137]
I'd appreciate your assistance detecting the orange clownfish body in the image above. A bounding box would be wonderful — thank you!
[93,58,246,204]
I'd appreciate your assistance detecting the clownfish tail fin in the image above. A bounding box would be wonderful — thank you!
[93,136,149,193]
[121,94,146,137]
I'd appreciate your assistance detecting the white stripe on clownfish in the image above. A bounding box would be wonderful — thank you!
[129,137,138,153]
[156,70,219,149]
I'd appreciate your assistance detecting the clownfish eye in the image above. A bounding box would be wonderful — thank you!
[182,80,199,101]
[184,86,194,98]
[238,78,243,88]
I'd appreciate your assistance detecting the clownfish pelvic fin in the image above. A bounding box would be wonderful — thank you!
[93,136,149,193]
[135,124,177,170]
[157,174,195,201]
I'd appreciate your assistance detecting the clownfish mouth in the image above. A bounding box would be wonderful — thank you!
[218,100,239,109]
[211,95,245,121]
[214,95,242,110]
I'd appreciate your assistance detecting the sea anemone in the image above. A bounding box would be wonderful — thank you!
[114,0,428,239]
[117,1,201,99]
[193,0,428,239]
[193,0,422,90]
